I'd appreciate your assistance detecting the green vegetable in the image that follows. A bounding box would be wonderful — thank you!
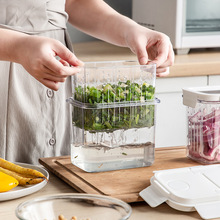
[74,80,155,104]
[73,80,155,132]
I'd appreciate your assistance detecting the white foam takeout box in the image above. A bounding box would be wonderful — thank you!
[140,165,220,219]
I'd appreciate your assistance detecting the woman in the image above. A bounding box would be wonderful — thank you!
[0,0,174,164]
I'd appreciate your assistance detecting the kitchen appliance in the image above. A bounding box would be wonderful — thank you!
[67,60,158,172]
[182,86,220,164]
[140,164,220,219]
[132,0,220,54]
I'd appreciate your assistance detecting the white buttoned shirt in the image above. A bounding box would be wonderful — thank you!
[0,0,73,164]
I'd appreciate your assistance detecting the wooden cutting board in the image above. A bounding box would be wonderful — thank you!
[39,146,200,203]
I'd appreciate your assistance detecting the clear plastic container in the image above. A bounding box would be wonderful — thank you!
[183,86,220,164]
[67,60,158,172]
[187,100,220,164]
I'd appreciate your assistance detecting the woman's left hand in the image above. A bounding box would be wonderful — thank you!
[125,26,175,77]
[65,0,174,77]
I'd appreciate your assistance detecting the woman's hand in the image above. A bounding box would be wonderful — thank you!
[15,35,83,90]
[65,0,174,77]
[125,26,174,77]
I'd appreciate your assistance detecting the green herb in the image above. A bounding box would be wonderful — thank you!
[74,80,155,104]
[73,80,155,132]
[122,152,128,156]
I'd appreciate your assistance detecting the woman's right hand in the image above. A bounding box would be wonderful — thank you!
[15,35,83,91]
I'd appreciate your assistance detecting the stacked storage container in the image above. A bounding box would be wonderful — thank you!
[67,61,159,172]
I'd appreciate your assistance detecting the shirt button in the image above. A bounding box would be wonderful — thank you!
[49,138,56,146]
[47,89,54,98]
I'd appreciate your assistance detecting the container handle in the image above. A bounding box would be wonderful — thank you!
[139,185,167,207]
[195,201,220,219]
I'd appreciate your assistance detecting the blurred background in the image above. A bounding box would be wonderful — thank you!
[67,0,132,43]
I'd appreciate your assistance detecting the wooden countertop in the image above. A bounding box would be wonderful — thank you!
[0,171,202,220]
[72,41,220,78]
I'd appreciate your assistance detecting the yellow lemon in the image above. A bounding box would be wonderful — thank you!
[0,171,19,192]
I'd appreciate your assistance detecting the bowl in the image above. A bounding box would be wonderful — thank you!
[15,193,132,220]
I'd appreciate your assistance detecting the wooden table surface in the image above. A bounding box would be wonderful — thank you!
[72,41,220,78]
[0,170,205,220]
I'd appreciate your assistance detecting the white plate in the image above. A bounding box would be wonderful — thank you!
[0,162,49,201]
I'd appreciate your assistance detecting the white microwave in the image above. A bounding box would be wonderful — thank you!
[132,0,220,54]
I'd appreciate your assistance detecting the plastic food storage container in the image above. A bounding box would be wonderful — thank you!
[67,60,158,172]
[183,86,220,164]
[140,164,220,220]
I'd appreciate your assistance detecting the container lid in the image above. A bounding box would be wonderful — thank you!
[182,86,220,108]
[66,97,160,109]
[140,164,220,219]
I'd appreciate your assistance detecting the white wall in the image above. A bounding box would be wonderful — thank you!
[67,0,132,43]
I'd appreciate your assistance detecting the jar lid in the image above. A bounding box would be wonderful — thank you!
[182,86,220,108]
